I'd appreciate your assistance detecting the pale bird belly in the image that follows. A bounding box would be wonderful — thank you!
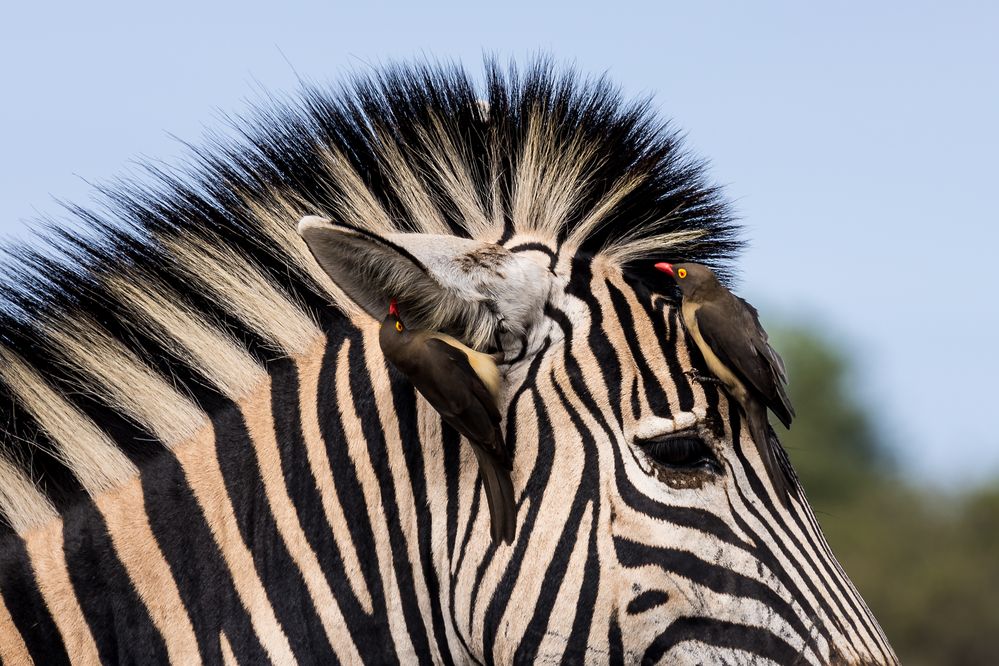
[429,333,501,401]
[681,302,748,404]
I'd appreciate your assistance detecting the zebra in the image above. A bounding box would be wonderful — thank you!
[0,59,897,664]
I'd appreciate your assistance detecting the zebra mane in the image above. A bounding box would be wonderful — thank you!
[0,58,741,533]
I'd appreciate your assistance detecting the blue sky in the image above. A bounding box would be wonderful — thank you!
[1,1,996,484]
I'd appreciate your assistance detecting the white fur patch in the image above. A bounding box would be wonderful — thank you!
[631,413,700,442]
[300,218,554,352]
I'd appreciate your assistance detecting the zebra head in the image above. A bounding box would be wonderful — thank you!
[0,60,896,665]
[299,206,895,662]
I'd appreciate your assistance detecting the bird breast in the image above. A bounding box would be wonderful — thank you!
[681,301,749,405]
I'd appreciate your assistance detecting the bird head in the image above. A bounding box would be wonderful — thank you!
[653,262,718,297]
[384,298,407,334]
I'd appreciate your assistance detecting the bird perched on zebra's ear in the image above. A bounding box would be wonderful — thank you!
[378,299,516,543]
[655,262,796,504]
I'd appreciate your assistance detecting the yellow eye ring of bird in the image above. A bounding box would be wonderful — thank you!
[395,321,404,332]
[677,268,687,279]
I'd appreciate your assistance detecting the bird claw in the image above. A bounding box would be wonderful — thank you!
[684,370,720,385]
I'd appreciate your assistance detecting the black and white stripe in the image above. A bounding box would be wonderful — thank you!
[0,59,895,664]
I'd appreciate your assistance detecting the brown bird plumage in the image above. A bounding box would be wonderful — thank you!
[655,262,795,504]
[378,301,516,543]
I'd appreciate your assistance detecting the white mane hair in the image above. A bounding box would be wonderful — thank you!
[0,58,740,533]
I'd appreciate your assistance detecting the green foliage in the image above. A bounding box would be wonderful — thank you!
[773,325,999,665]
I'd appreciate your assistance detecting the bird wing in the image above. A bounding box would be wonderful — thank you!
[736,296,788,384]
[694,300,794,428]
[382,334,515,542]
[416,338,509,466]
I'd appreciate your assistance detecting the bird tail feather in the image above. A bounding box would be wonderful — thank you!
[472,446,516,544]
[747,406,797,509]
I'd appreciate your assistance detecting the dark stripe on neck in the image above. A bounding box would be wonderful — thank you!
[141,446,264,663]
[387,360,456,666]
[212,400,336,662]
[317,330,400,660]
[271,350,405,663]
[0,535,72,665]
[346,331,435,663]
[63,500,169,663]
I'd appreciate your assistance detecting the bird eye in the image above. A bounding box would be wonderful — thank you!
[677,268,687,279]
[395,321,404,332]
[635,433,719,473]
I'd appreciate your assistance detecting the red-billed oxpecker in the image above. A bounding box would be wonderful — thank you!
[379,299,516,543]
[655,262,795,504]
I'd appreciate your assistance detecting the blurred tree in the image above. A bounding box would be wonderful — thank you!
[771,324,999,665]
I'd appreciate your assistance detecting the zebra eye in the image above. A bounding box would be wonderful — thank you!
[636,433,720,473]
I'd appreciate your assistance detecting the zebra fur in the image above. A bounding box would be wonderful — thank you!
[0,58,895,663]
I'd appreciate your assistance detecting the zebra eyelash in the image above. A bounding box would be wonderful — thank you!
[634,431,721,474]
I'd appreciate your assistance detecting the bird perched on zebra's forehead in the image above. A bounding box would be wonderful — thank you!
[378,299,516,543]
[655,262,796,503]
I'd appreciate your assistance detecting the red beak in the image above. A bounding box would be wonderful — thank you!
[654,262,675,277]
[389,298,399,317]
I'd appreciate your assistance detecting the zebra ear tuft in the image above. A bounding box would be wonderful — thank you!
[298,216,442,325]
[298,216,552,350]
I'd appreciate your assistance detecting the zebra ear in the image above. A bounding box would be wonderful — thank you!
[298,216,552,350]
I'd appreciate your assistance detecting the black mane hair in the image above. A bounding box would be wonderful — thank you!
[0,58,741,530]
